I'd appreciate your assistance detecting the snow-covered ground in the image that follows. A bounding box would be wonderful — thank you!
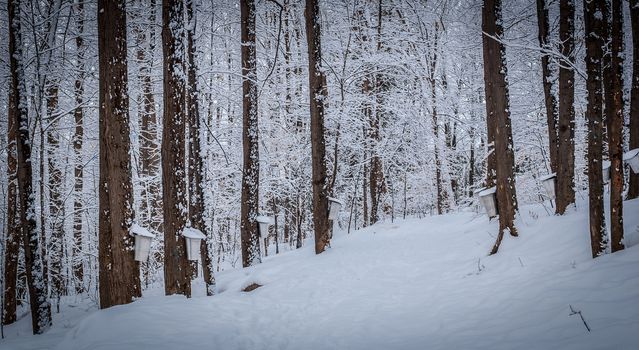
[3,198,639,350]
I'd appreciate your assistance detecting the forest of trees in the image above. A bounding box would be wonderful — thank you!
[0,0,637,335]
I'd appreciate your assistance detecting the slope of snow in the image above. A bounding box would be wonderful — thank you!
[3,198,639,350]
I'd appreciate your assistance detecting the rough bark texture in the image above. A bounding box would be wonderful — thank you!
[629,0,639,199]
[9,0,52,333]
[98,0,140,309]
[306,0,331,254]
[608,0,625,253]
[583,0,607,258]
[430,22,448,215]
[556,0,576,215]
[240,0,261,267]
[482,0,518,255]
[3,83,19,325]
[162,0,191,296]
[72,0,85,294]
[97,0,140,301]
[186,0,215,295]
[536,0,559,175]
[370,0,388,223]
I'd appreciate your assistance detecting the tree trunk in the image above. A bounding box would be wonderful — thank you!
[482,0,518,255]
[305,0,331,254]
[72,0,85,295]
[583,0,607,258]
[9,0,52,333]
[162,0,191,296]
[186,0,215,295]
[46,79,65,312]
[556,0,576,214]
[628,0,639,199]
[536,0,559,175]
[3,83,19,325]
[608,0,625,252]
[240,0,261,267]
[98,0,140,308]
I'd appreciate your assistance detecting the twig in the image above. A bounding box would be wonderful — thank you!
[518,257,524,267]
[569,305,591,332]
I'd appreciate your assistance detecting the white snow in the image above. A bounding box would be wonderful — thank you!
[255,215,273,224]
[3,198,639,350]
[181,227,206,239]
[129,223,155,238]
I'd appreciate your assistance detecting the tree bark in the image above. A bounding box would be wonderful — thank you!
[3,82,19,325]
[72,0,85,295]
[583,0,607,258]
[98,0,140,308]
[9,0,52,333]
[608,0,625,252]
[536,0,559,175]
[482,0,519,255]
[305,0,330,254]
[186,0,215,295]
[556,0,576,214]
[240,0,261,267]
[162,0,191,296]
[628,0,639,200]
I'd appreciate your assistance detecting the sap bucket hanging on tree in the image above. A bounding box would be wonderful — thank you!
[603,161,611,184]
[130,223,155,262]
[255,215,273,237]
[478,187,498,218]
[540,173,557,200]
[182,227,206,261]
[327,197,344,221]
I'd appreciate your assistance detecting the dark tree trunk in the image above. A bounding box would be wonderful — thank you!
[429,22,448,215]
[72,0,85,294]
[556,0,576,214]
[370,0,387,223]
[3,85,19,325]
[608,0,625,252]
[482,0,518,255]
[536,0,559,175]
[583,0,607,258]
[98,0,140,308]
[9,0,52,333]
[162,0,191,296]
[46,79,65,311]
[305,0,331,254]
[240,0,261,267]
[628,0,639,199]
[186,0,215,295]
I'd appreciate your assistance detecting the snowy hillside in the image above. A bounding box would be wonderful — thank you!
[3,198,639,350]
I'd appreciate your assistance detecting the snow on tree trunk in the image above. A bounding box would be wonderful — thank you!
[607,0,625,253]
[9,0,52,333]
[186,0,215,295]
[240,0,261,267]
[482,0,519,255]
[72,0,85,294]
[98,0,140,308]
[536,0,559,175]
[3,79,19,325]
[305,0,331,254]
[162,0,191,296]
[556,0,576,215]
[583,0,608,258]
[630,0,639,200]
